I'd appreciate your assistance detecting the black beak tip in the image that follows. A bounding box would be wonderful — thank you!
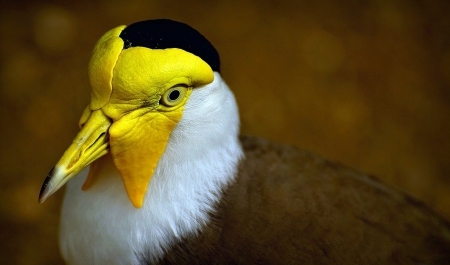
[39,167,54,203]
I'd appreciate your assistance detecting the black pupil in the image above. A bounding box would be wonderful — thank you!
[168,90,180,101]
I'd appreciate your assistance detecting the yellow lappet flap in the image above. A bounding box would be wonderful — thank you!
[101,47,212,208]
[109,108,183,208]
[39,23,216,209]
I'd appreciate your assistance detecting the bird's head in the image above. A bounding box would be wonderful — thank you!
[39,19,221,208]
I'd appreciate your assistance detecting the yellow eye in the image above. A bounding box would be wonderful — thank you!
[160,85,187,107]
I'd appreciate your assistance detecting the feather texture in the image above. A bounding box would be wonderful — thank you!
[159,136,450,265]
[59,73,450,265]
[60,73,242,264]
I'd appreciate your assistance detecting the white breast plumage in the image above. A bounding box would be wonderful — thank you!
[60,73,243,264]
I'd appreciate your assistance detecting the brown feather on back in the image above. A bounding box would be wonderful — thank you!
[158,136,450,265]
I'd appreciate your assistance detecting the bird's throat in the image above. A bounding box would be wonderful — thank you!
[82,153,114,191]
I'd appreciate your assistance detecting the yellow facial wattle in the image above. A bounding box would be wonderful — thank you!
[88,25,126,110]
[39,24,215,208]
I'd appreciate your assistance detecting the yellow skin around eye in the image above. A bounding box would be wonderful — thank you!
[161,86,188,107]
[81,30,214,208]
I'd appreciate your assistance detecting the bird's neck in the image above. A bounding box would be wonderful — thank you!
[59,73,244,264]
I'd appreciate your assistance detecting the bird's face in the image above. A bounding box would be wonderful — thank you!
[39,24,215,208]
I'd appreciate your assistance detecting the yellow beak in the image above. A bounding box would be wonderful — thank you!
[39,109,111,203]
[38,24,215,209]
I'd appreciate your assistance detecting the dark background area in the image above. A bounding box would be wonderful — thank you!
[1,0,450,264]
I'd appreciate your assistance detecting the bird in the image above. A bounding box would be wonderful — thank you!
[38,19,450,265]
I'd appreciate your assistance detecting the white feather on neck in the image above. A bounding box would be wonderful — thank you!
[59,73,243,265]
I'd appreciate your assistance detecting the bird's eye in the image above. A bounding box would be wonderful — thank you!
[160,85,187,107]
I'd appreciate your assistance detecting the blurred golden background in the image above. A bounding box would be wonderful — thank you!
[1,0,449,263]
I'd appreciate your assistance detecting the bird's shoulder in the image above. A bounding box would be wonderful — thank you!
[158,135,450,265]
